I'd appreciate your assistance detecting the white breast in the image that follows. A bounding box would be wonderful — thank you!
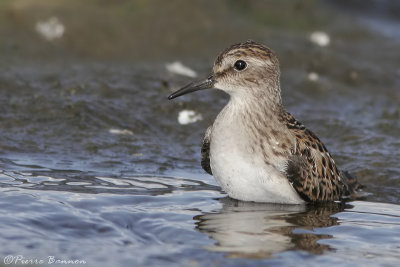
[209,102,304,204]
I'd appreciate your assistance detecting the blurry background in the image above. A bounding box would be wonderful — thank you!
[0,0,399,62]
[0,0,399,198]
[1,0,400,199]
[0,1,400,266]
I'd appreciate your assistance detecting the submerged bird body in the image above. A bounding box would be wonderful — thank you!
[168,41,360,204]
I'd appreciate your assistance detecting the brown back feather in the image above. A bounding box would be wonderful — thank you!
[282,111,360,202]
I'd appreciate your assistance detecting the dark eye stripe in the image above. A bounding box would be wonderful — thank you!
[215,69,230,79]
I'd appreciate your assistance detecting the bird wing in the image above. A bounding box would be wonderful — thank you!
[201,126,212,175]
[283,112,347,202]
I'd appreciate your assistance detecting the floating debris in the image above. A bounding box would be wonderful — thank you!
[109,128,134,135]
[166,61,197,78]
[35,17,65,41]
[308,72,319,82]
[178,110,202,125]
[310,31,330,47]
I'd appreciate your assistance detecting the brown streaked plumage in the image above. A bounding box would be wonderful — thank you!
[168,40,361,204]
[201,126,212,175]
[281,111,361,202]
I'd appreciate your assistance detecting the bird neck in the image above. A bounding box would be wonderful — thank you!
[229,87,283,118]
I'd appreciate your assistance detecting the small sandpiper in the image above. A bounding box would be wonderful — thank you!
[168,40,360,204]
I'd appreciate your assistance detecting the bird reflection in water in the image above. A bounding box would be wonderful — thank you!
[194,198,352,258]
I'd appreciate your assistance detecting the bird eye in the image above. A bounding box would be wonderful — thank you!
[234,60,247,71]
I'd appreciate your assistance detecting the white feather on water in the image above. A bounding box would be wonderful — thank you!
[310,31,330,47]
[308,72,319,81]
[35,17,65,41]
[109,128,134,135]
[178,110,203,125]
[166,61,197,78]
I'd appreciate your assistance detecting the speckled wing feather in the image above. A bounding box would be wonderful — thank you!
[201,126,212,175]
[282,112,359,202]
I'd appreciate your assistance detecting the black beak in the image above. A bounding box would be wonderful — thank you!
[168,75,215,100]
